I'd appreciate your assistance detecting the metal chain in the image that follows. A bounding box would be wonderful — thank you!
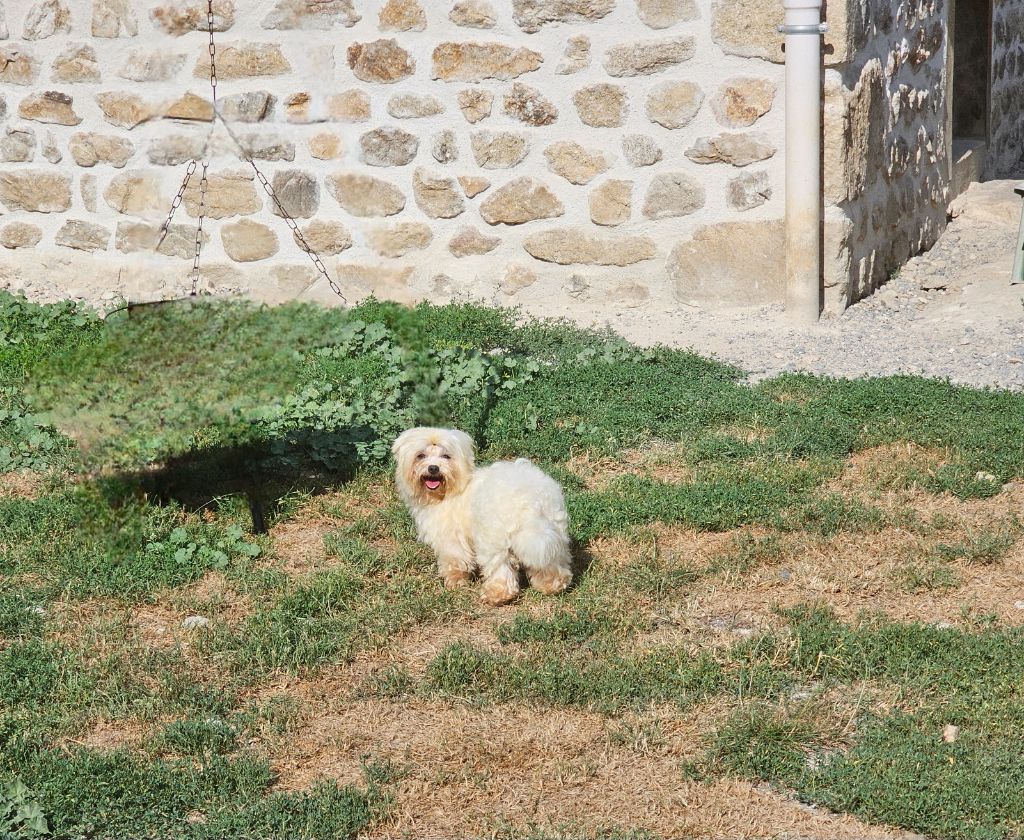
[191,163,209,296]
[206,0,217,104]
[214,107,348,304]
[155,159,198,249]
[251,165,348,303]
[151,0,346,305]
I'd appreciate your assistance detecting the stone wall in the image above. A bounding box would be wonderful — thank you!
[989,0,1024,176]
[0,0,791,311]
[820,0,1024,309]
[0,0,1020,314]
[820,0,951,309]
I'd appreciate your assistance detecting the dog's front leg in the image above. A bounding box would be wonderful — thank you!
[433,535,476,588]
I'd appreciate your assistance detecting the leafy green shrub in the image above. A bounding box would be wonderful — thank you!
[1,778,49,838]
[0,388,75,472]
[0,290,101,380]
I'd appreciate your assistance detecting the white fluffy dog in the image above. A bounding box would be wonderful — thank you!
[392,427,573,606]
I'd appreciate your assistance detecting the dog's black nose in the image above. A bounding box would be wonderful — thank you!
[427,464,440,475]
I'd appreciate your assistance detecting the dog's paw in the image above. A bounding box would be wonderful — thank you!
[441,569,473,588]
[528,566,572,596]
[480,579,519,607]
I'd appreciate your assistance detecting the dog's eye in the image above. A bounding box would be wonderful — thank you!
[441,454,451,460]
[415,453,425,460]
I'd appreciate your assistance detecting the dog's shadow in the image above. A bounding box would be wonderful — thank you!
[566,541,596,592]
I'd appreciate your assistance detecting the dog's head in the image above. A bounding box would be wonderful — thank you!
[391,427,475,506]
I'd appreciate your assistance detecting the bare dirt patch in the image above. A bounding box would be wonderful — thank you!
[0,471,44,499]
[567,442,694,489]
[170,571,254,626]
[258,697,909,839]
[268,519,332,577]
[61,718,150,753]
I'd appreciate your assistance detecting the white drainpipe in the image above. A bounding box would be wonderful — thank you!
[779,0,828,323]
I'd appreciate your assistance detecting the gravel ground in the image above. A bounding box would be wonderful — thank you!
[559,178,1024,392]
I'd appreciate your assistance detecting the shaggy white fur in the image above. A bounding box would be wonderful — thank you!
[391,427,573,605]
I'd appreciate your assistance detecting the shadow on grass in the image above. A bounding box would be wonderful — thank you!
[125,427,373,534]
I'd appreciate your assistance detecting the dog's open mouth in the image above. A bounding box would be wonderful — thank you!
[422,476,444,491]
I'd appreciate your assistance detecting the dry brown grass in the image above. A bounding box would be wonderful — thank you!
[60,718,151,753]
[0,470,44,499]
[566,442,694,489]
[253,696,911,839]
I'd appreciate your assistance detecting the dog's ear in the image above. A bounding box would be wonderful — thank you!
[391,428,416,458]
[448,429,476,467]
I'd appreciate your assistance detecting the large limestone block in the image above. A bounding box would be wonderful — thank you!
[523,227,656,265]
[55,220,110,252]
[667,219,785,304]
[603,36,695,76]
[432,42,543,81]
[222,219,279,261]
[0,171,72,212]
[823,59,886,204]
[642,172,705,218]
[327,173,405,216]
[512,0,614,32]
[543,141,610,184]
[347,39,414,83]
[104,171,164,215]
[413,169,465,218]
[480,177,564,225]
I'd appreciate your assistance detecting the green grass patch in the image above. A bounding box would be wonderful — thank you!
[205,536,463,676]
[1,749,390,840]
[425,642,724,713]
[0,482,262,598]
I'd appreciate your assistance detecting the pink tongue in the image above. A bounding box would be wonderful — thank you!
[425,479,442,490]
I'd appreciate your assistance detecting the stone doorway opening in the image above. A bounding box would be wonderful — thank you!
[949,0,993,192]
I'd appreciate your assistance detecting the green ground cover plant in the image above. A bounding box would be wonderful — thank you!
[2,290,1023,839]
